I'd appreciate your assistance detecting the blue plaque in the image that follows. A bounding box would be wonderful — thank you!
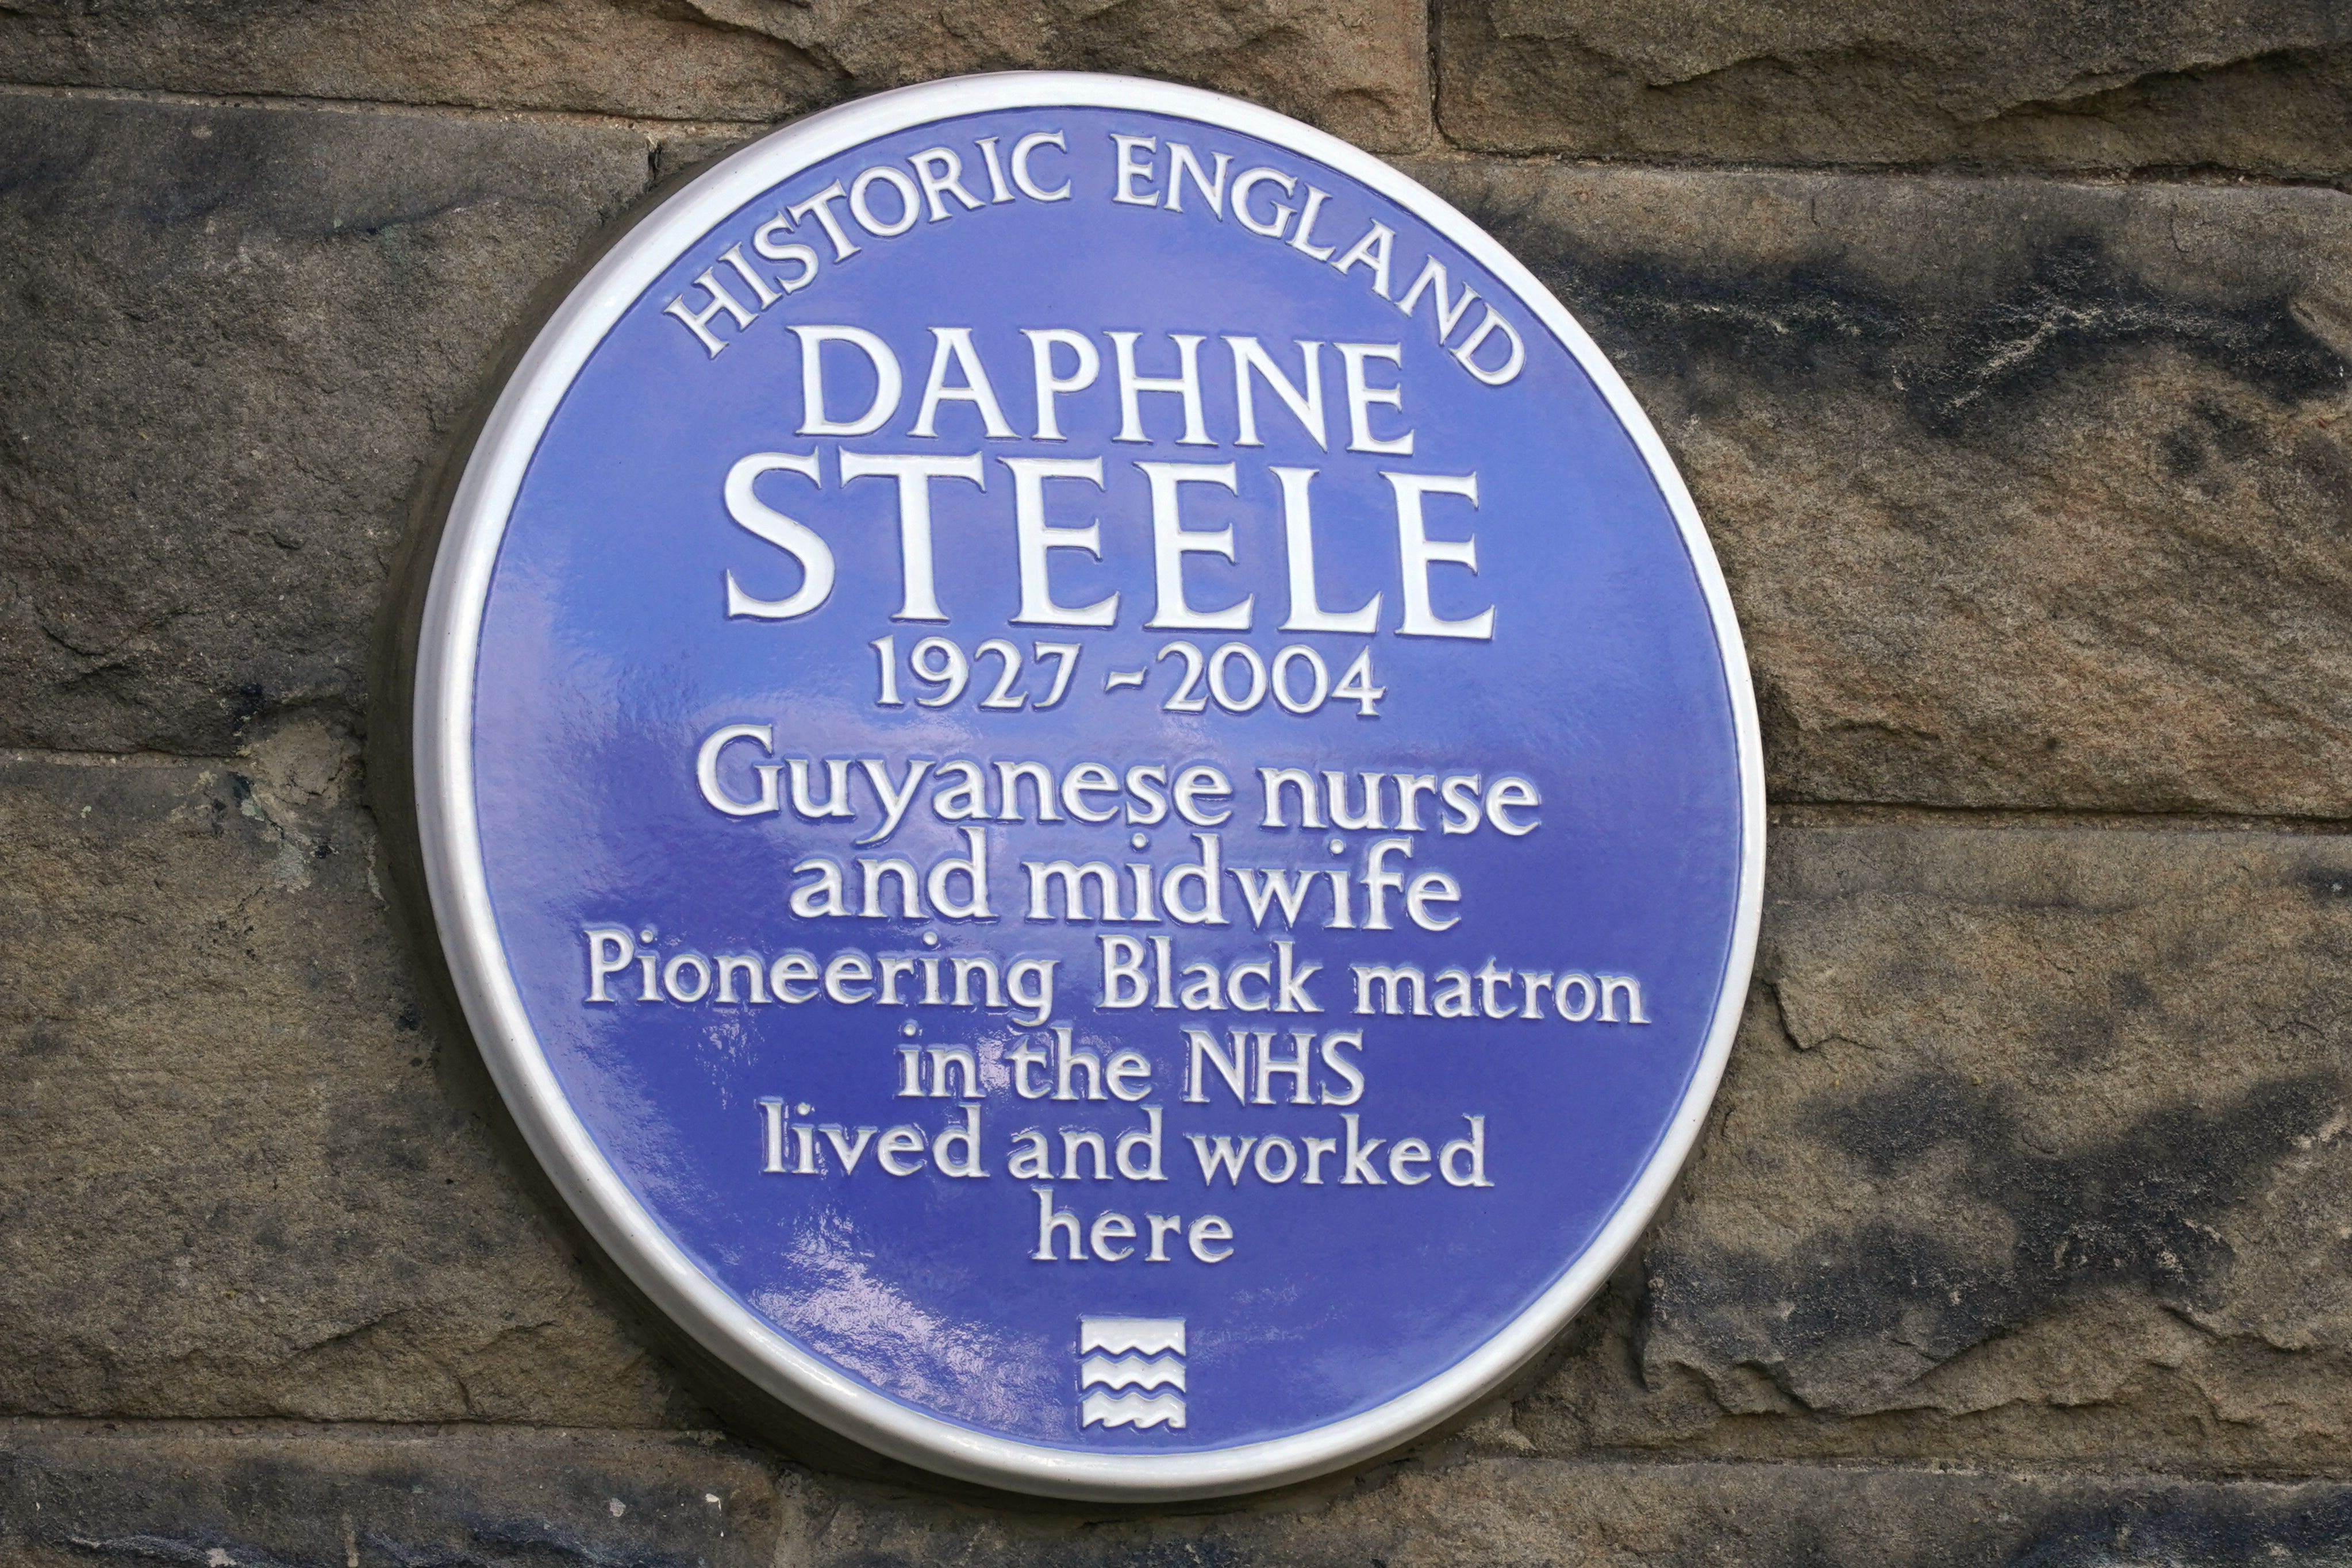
[413,73,1761,1500]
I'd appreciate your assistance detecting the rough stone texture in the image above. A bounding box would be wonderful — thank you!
[795,1457,2352,1565]
[0,735,701,1426]
[0,1423,779,1567]
[1436,0,2352,178]
[12,95,2352,816]
[0,94,659,757]
[0,0,1433,151]
[6,11,2352,1555]
[10,735,2347,1481]
[1411,159,2352,816]
[9,1424,2352,1566]
[1525,821,2352,1476]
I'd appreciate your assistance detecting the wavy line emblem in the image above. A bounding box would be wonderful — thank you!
[1079,1317,1186,1430]
[1081,1352,1186,1392]
[1080,1389,1187,1429]
[1079,1316,1186,1357]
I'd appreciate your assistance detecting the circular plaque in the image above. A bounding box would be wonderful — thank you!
[413,72,1762,1500]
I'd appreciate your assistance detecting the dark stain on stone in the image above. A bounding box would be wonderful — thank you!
[2192,395,2270,461]
[0,137,89,218]
[1448,194,2349,435]
[2161,422,2208,478]
[1644,1071,2341,1405]
[1905,239,2346,431]
[61,1531,305,1568]
[130,116,275,234]
[1489,241,1911,385]
[232,682,269,728]
[344,195,492,244]
[2005,1485,2352,1568]
[397,1004,423,1031]
[2296,865,2352,902]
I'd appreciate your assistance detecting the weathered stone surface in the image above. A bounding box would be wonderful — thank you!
[0,94,659,756]
[0,735,700,1425]
[1524,822,2352,1475]
[14,94,2351,814]
[9,737,2347,1479]
[797,1456,2352,1564]
[3,0,2348,1546]
[1436,0,2352,179]
[0,0,1432,152]
[0,1423,779,1567]
[1410,160,2352,816]
[9,57,2352,1534]
[9,1423,2352,1566]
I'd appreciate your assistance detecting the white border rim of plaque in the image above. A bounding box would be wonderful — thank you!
[414,70,1766,1502]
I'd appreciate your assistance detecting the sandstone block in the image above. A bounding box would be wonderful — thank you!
[8,1424,2352,1566]
[1436,0,2352,178]
[0,735,699,1425]
[14,95,2350,814]
[0,1422,778,1568]
[13,759,2345,1478]
[1525,822,2352,1475]
[801,1455,2352,1563]
[0,95,660,756]
[0,0,1432,151]
[1409,160,2352,814]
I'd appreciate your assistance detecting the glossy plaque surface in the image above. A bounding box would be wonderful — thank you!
[414,73,1762,1500]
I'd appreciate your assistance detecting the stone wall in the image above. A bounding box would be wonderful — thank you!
[1,5,2347,1563]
